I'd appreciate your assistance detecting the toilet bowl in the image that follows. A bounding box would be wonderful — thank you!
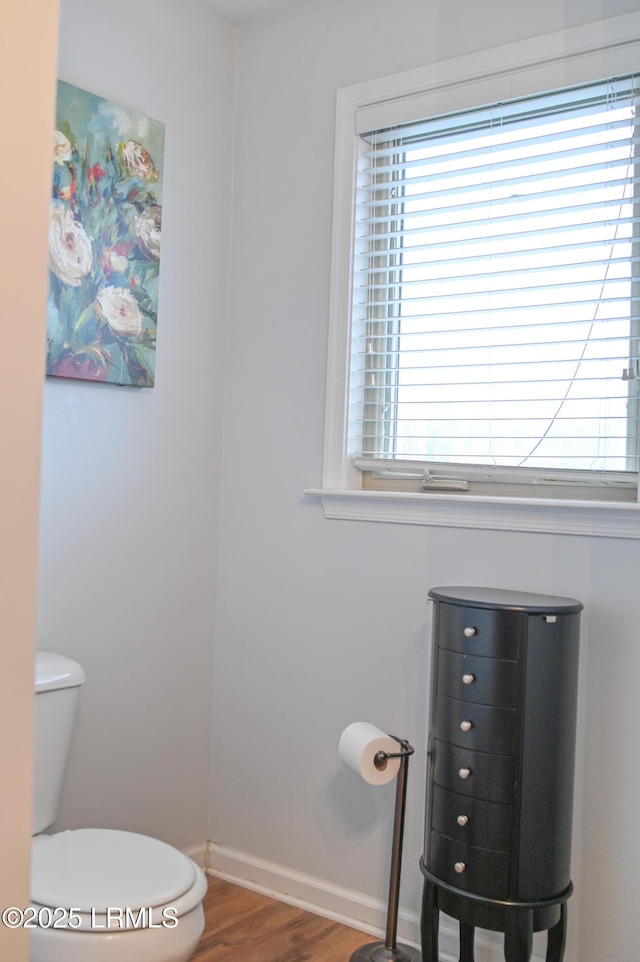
[31,653,207,962]
[30,829,207,962]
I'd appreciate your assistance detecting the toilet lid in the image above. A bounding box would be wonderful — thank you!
[31,829,196,912]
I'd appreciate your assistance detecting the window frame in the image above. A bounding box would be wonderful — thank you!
[305,10,640,538]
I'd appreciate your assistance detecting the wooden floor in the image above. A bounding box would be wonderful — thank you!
[192,876,375,962]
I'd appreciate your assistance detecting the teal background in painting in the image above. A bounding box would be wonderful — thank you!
[56,81,165,184]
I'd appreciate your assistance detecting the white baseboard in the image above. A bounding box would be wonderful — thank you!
[182,841,208,869]
[203,842,546,962]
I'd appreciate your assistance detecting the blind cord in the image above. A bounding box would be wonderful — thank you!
[516,176,630,466]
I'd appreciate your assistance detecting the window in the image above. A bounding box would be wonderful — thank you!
[353,76,640,501]
[309,13,640,534]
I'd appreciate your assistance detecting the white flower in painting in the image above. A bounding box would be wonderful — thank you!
[134,204,162,261]
[95,286,143,337]
[122,140,157,180]
[102,248,129,273]
[49,203,92,287]
[53,129,72,165]
[108,252,129,273]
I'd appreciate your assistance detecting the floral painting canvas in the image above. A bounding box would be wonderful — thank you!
[47,81,165,386]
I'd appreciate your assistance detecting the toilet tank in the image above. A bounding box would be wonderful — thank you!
[33,652,86,835]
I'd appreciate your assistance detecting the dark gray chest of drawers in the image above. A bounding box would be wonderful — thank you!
[420,586,582,962]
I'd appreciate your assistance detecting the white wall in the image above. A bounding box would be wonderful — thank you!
[211,2,640,961]
[37,0,237,851]
[0,3,59,958]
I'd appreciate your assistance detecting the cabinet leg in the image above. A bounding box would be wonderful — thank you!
[420,881,439,962]
[504,909,533,962]
[459,921,475,962]
[546,903,567,962]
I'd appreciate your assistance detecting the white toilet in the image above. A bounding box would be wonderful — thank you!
[30,652,207,962]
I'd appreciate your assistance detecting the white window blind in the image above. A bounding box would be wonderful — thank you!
[349,75,640,498]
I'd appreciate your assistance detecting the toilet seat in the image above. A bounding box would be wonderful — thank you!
[31,829,207,930]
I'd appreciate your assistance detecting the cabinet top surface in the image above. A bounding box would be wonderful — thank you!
[428,585,583,613]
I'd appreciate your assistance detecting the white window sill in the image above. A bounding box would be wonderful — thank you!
[303,488,640,539]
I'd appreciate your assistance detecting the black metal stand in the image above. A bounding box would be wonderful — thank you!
[349,738,422,962]
[420,863,572,962]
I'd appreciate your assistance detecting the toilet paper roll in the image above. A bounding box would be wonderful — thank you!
[338,722,401,786]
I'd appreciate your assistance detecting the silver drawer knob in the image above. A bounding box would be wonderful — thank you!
[462,673,475,685]
[458,767,471,779]
[454,861,466,874]
[460,720,473,732]
[463,626,476,638]
[457,815,469,826]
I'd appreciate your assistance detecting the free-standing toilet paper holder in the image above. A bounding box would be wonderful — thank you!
[350,735,422,962]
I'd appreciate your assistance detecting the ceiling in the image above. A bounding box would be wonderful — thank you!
[205,0,321,25]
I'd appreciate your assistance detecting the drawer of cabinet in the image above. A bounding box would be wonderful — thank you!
[435,695,516,755]
[427,830,510,899]
[436,603,522,659]
[437,649,518,708]
[431,784,512,851]
[432,739,514,804]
